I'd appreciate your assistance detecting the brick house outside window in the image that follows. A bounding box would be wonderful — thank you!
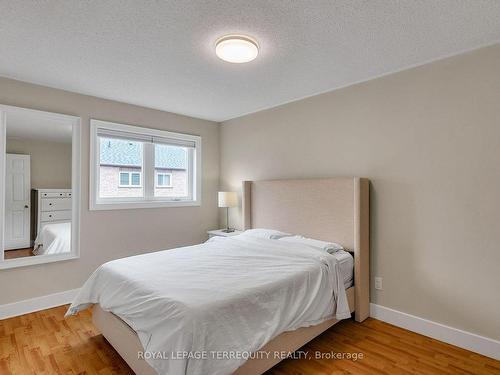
[99,138,188,198]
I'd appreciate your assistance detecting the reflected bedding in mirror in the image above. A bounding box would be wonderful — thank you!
[34,222,71,256]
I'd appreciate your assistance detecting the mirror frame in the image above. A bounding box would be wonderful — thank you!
[0,104,81,269]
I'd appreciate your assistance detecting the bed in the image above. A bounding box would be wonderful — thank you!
[67,177,369,375]
[33,222,71,255]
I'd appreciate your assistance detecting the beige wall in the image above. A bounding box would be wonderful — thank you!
[6,138,72,189]
[0,77,219,304]
[220,44,500,340]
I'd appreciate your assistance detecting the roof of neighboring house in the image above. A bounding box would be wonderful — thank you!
[99,138,187,169]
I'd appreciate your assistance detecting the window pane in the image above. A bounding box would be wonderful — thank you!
[99,137,144,198]
[119,172,129,186]
[131,173,141,186]
[164,174,171,186]
[156,173,172,187]
[154,144,188,197]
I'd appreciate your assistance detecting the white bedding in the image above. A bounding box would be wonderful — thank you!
[67,235,351,375]
[331,250,354,288]
[34,222,71,255]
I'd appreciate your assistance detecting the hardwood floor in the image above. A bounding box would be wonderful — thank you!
[0,305,498,374]
[4,247,34,259]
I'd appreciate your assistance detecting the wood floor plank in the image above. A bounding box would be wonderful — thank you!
[4,247,34,259]
[0,305,498,374]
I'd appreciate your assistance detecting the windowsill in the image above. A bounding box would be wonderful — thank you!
[90,199,201,210]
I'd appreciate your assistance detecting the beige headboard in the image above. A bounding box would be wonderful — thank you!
[242,177,370,322]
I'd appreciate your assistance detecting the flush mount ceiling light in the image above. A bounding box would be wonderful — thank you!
[215,35,259,63]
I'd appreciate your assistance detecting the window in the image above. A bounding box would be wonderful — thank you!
[90,119,201,210]
[119,172,142,187]
[156,172,172,187]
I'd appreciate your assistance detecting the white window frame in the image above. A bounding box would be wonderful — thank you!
[155,172,173,188]
[90,119,201,210]
[119,171,142,188]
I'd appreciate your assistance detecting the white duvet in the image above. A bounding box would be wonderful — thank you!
[67,234,351,375]
[34,222,71,255]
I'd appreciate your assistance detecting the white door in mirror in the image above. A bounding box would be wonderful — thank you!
[4,154,30,250]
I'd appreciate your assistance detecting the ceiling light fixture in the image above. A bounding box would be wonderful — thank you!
[215,35,259,63]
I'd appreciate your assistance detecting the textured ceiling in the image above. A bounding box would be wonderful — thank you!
[1,1,500,122]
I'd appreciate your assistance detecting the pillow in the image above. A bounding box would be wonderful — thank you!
[241,228,292,240]
[279,235,344,253]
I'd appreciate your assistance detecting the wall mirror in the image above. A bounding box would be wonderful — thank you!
[0,105,80,269]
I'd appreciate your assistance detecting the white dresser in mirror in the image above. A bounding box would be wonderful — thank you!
[32,189,72,255]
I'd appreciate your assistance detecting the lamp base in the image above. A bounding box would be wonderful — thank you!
[221,228,235,233]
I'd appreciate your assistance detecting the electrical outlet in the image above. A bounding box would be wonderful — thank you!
[375,277,383,290]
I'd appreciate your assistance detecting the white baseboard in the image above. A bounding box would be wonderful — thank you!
[370,303,500,360]
[0,288,80,320]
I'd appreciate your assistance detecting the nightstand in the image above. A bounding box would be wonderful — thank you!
[207,229,243,238]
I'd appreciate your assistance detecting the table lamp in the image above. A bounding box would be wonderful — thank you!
[218,191,238,232]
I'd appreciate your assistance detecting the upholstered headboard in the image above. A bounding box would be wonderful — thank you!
[242,177,370,322]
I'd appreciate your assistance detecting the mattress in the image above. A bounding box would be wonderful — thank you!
[330,250,354,288]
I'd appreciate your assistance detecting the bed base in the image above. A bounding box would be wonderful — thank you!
[93,287,355,375]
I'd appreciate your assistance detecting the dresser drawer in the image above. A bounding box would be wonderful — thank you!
[41,198,72,211]
[41,191,68,198]
[40,191,71,199]
[41,210,72,222]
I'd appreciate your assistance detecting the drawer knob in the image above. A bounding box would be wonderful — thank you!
[49,203,52,206]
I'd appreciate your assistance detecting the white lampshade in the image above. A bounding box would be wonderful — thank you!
[218,191,238,208]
